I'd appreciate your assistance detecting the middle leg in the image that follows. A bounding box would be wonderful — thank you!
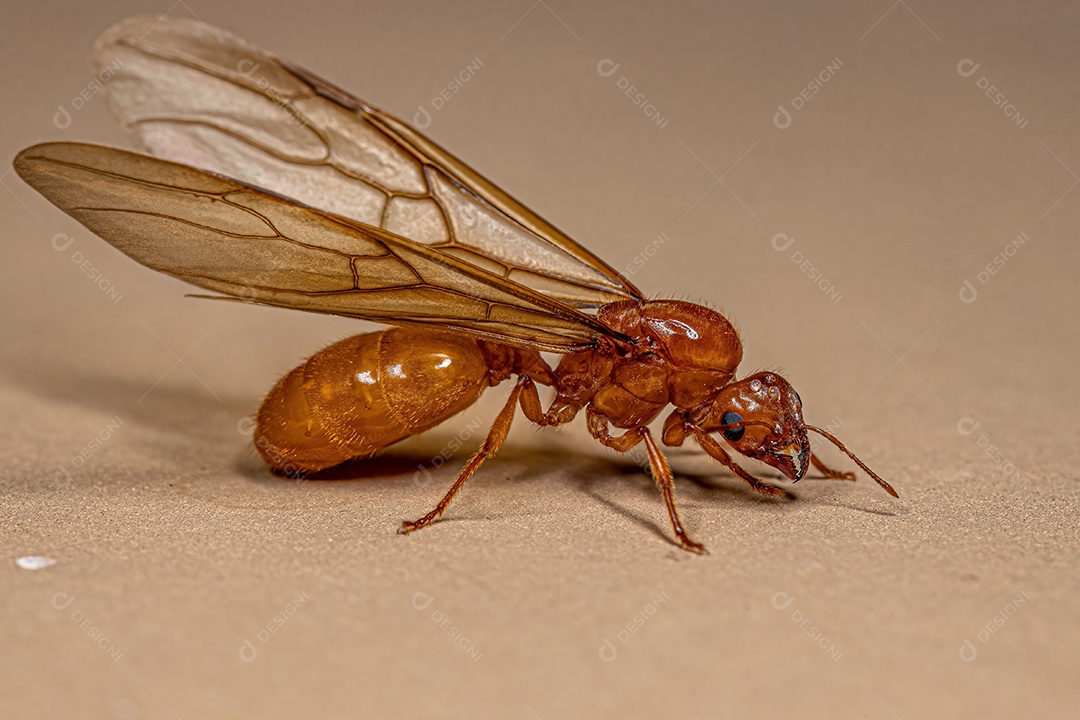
[588,409,707,554]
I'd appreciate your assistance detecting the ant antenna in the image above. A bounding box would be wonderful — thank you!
[802,424,899,498]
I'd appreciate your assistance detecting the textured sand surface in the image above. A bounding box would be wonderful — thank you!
[2,2,1077,717]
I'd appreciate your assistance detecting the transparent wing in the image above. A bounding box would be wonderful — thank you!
[14,142,629,353]
[93,16,643,308]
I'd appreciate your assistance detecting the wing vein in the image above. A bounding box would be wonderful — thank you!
[94,16,643,306]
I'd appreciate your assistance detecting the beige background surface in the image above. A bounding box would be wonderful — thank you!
[2,1,1077,717]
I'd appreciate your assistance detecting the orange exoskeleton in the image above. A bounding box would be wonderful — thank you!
[14,16,896,553]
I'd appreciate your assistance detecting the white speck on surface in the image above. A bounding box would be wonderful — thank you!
[16,556,57,571]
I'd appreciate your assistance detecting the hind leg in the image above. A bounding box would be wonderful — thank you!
[400,375,544,533]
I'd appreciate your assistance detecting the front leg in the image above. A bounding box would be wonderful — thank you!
[811,454,856,481]
[663,413,788,498]
[587,409,707,554]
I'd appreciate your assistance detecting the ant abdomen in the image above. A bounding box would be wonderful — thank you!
[254,328,492,474]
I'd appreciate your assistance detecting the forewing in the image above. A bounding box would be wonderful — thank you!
[93,16,643,307]
[14,142,625,353]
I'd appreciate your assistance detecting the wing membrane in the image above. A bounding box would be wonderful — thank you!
[93,16,643,307]
[14,142,627,353]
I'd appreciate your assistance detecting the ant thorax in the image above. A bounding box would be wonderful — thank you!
[548,300,745,428]
[600,300,743,409]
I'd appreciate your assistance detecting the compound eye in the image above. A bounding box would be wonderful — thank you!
[720,411,744,442]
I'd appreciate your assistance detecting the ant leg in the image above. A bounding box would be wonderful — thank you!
[515,374,583,428]
[810,454,856,481]
[588,410,707,554]
[683,424,789,498]
[515,376,548,425]
[400,376,530,534]
[640,430,708,554]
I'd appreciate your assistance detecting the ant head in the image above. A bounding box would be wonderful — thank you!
[706,372,810,481]
[703,371,900,498]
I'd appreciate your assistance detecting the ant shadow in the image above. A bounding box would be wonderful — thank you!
[7,358,900,540]
[233,427,896,549]
[2,357,253,442]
